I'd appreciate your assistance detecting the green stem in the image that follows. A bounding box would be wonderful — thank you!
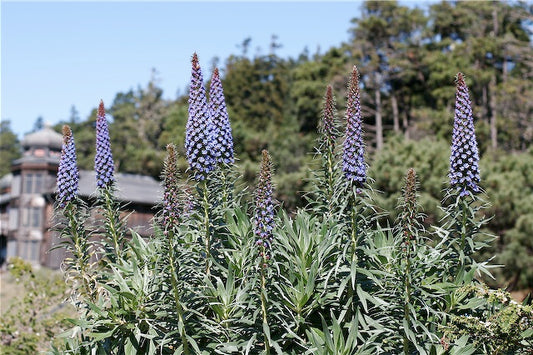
[102,189,122,262]
[326,146,334,212]
[202,180,211,275]
[260,262,270,355]
[66,204,94,303]
[350,195,358,264]
[403,241,412,355]
[167,229,190,355]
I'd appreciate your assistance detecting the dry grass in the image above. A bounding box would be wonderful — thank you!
[0,270,26,315]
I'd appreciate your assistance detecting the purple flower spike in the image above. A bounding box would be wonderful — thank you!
[95,101,115,189]
[209,68,234,165]
[342,66,366,188]
[57,125,79,207]
[449,73,481,197]
[254,150,275,251]
[186,53,216,180]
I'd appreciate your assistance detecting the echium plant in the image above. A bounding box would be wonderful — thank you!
[160,143,191,354]
[186,53,216,181]
[312,84,341,214]
[254,149,275,354]
[398,168,422,354]
[341,66,368,263]
[185,54,218,274]
[95,100,125,262]
[442,73,491,281]
[55,125,94,302]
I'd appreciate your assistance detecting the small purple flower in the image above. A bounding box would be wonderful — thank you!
[342,66,366,188]
[449,73,481,197]
[162,144,181,225]
[209,68,234,165]
[57,125,79,207]
[185,53,216,180]
[254,150,275,251]
[321,85,339,150]
[95,101,115,189]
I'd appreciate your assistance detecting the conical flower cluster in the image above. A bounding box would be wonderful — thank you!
[449,73,480,196]
[186,53,216,180]
[95,101,115,188]
[162,144,181,226]
[57,125,79,207]
[254,150,275,250]
[400,168,418,244]
[321,85,339,150]
[342,66,366,188]
[209,68,234,165]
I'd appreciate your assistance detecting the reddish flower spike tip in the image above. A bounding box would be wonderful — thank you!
[98,100,105,117]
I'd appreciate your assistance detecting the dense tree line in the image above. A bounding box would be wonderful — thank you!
[1,1,532,289]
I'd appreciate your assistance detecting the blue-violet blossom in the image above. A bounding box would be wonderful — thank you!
[209,68,234,165]
[342,66,366,188]
[185,53,216,180]
[57,125,79,207]
[449,73,481,196]
[95,100,115,188]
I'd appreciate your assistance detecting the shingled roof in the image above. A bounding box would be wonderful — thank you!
[77,170,162,205]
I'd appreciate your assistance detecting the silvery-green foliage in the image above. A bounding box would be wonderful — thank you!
[53,68,517,355]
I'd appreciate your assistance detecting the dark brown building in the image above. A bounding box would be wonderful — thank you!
[0,126,162,268]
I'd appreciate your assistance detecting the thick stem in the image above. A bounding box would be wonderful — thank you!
[102,189,122,262]
[202,180,211,275]
[65,203,94,303]
[403,240,412,355]
[326,145,335,214]
[167,230,190,354]
[260,263,270,354]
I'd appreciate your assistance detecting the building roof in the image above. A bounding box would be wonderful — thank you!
[0,174,12,190]
[21,126,63,150]
[78,170,162,205]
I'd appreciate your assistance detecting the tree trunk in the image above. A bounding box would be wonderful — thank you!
[402,110,409,140]
[391,94,400,133]
[489,74,498,150]
[375,89,383,150]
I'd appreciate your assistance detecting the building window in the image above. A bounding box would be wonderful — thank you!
[23,173,44,194]
[18,240,40,263]
[21,207,41,228]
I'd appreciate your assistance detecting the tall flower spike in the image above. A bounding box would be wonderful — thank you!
[449,73,480,196]
[162,144,181,226]
[209,67,234,165]
[57,125,79,207]
[401,168,418,244]
[95,100,115,188]
[254,150,275,251]
[342,66,366,188]
[321,85,339,149]
[185,53,216,180]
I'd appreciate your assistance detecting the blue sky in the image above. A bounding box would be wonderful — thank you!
[1,1,430,139]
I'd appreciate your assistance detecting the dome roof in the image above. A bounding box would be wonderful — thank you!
[21,126,63,150]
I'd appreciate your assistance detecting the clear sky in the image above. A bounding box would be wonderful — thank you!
[2,0,365,138]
